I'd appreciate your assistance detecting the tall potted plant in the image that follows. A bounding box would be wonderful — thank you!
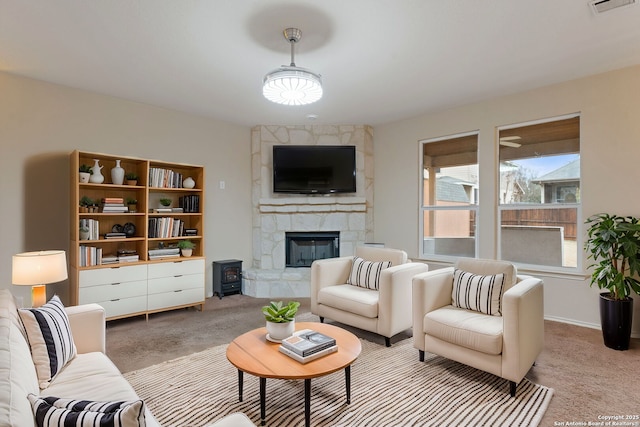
[585,213,640,350]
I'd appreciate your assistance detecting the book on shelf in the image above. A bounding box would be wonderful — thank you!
[153,208,173,213]
[281,329,337,357]
[101,197,124,203]
[118,254,139,262]
[278,343,338,364]
[104,232,127,239]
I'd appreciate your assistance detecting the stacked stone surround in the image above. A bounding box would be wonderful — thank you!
[244,125,374,298]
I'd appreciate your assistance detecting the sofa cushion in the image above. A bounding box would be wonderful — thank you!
[28,394,145,427]
[317,285,379,318]
[18,295,77,389]
[347,256,392,290]
[452,269,505,316]
[424,305,503,355]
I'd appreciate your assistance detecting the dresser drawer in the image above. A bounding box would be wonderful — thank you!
[147,288,204,311]
[96,296,147,319]
[147,259,204,279]
[147,274,204,295]
[79,280,147,304]
[79,264,147,287]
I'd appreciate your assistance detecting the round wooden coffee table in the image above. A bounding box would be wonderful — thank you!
[226,322,362,427]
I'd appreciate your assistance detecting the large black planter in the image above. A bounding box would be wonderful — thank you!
[599,292,633,350]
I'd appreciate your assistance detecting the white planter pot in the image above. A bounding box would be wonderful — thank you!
[79,172,90,183]
[266,320,295,341]
[181,248,193,257]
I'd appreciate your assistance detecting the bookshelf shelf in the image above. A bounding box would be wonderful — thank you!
[70,150,206,320]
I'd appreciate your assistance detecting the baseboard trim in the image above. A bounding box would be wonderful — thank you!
[544,315,640,338]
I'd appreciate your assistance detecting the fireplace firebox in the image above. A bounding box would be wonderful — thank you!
[285,231,340,267]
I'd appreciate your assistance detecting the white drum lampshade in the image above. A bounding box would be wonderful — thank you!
[12,250,68,307]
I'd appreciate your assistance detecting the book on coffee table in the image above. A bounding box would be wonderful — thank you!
[279,343,338,364]
[281,329,337,357]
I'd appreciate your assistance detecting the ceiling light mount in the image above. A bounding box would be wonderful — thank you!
[263,27,323,106]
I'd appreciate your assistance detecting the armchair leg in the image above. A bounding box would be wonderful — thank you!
[509,381,516,397]
[419,350,425,362]
[319,316,324,323]
[385,337,391,347]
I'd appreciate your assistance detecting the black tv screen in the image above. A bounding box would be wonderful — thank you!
[273,145,356,194]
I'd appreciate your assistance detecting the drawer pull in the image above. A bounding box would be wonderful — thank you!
[174,275,183,278]
[111,299,120,302]
[174,290,183,293]
[111,283,121,286]
[110,267,121,269]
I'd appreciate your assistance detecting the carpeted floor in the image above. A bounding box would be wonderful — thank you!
[124,335,553,427]
[107,294,640,427]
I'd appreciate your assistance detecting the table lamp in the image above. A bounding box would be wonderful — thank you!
[12,250,68,307]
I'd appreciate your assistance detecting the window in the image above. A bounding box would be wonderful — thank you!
[498,115,580,269]
[420,132,478,259]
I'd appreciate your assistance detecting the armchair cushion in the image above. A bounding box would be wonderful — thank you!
[317,285,378,318]
[452,269,506,316]
[424,305,503,355]
[18,296,77,389]
[347,257,392,290]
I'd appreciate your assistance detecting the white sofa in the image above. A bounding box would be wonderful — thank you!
[311,246,429,346]
[0,289,253,427]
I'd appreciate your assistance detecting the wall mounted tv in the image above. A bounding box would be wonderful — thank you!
[273,145,356,194]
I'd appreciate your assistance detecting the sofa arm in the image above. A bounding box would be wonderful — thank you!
[502,277,544,383]
[207,412,255,426]
[411,267,454,351]
[66,303,106,354]
[376,262,428,337]
[310,256,353,313]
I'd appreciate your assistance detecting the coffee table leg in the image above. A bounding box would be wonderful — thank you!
[345,365,351,404]
[305,379,311,427]
[260,377,266,426]
[237,370,243,402]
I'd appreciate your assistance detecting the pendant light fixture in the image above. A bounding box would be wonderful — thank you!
[262,28,323,106]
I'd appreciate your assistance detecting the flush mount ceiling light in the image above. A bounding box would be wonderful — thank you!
[263,28,323,106]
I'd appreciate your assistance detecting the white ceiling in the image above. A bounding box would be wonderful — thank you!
[2,1,640,127]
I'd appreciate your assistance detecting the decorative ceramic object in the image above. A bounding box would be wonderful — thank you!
[89,159,104,183]
[79,172,90,183]
[79,227,90,241]
[183,176,195,189]
[181,248,193,257]
[111,160,124,185]
[266,320,295,342]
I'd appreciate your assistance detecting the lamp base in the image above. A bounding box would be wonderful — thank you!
[32,285,47,308]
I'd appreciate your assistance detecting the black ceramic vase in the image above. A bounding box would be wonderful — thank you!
[599,292,633,351]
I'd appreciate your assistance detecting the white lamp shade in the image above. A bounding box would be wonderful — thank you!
[12,250,68,286]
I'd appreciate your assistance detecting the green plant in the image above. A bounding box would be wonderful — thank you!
[126,197,137,205]
[585,213,640,300]
[79,196,93,207]
[177,239,195,250]
[159,198,172,207]
[79,164,93,174]
[125,172,138,180]
[261,301,300,323]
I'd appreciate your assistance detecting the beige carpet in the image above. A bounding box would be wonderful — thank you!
[124,337,553,427]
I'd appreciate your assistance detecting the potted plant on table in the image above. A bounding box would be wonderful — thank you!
[177,239,195,257]
[585,213,640,350]
[262,300,300,342]
[159,198,172,208]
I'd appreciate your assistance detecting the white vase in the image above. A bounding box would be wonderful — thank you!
[89,159,104,183]
[183,176,195,189]
[266,320,295,341]
[111,160,124,185]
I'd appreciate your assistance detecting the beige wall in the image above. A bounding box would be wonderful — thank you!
[374,65,640,335]
[0,72,252,304]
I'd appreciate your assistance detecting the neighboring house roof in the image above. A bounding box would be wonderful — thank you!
[437,176,471,203]
[534,158,580,183]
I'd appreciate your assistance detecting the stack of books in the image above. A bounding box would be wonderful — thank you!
[279,329,337,364]
[117,249,139,263]
[148,247,180,260]
[78,245,102,267]
[179,195,200,213]
[101,198,128,213]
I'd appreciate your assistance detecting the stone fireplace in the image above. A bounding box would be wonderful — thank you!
[243,125,374,298]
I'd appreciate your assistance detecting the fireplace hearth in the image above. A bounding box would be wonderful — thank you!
[286,231,340,267]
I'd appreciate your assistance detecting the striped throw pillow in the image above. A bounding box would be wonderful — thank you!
[347,256,392,290]
[18,295,77,389]
[28,394,146,427]
[452,269,505,316]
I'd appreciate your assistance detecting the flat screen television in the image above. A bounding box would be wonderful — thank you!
[273,145,356,194]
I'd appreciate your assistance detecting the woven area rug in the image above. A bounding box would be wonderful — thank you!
[124,336,553,427]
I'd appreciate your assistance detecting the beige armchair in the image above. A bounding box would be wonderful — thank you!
[311,246,428,346]
[412,258,544,396]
